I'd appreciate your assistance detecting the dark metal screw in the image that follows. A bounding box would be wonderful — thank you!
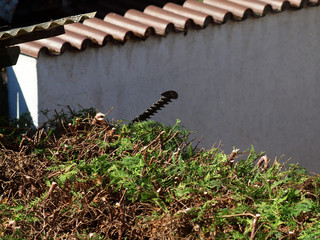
[130,90,178,124]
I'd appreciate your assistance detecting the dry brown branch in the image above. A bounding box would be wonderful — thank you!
[227,148,240,162]
[257,155,270,170]
[116,188,128,240]
[221,213,255,218]
[289,231,295,240]
[92,112,108,127]
[45,182,57,200]
[250,214,260,240]
[117,188,128,207]
[0,133,16,149]
[137,131,165,154]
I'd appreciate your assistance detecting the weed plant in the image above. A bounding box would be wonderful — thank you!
[0,108,319,239]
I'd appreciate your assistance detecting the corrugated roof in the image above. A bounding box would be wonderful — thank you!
[18,0,319,58]
[0,12,96,48]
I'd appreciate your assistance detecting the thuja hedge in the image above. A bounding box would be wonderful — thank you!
[0,108,319,239]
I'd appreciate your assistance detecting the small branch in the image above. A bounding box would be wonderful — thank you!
[221,213,260,240]
[256,155,270,171]
[227,148,240,162]
[45,182,57,200]
[105,106,114,117]
[221,213,255,218]
[116,188,128,240]
[211,141,222,159]
[163,131,178,143]
[66,105,75,116]
[68,123,76,135]
[118,182,124,193]
[167,147,181,165]
[137,131,165,154]
[54,109,67,133]
[148,156,155,165]
[193,135,203,151]
[18,137,26,150]
[289,231,295,240]
[92,112,108,126]
[250,214,260,240]
[118,188,128,207]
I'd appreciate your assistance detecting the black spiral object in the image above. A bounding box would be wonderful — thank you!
[130,90,178,124]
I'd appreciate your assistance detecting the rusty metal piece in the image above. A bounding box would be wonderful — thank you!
[130,90,178,124]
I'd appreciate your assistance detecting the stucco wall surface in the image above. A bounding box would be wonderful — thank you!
[8,55,38,125]
[10,7,320,171]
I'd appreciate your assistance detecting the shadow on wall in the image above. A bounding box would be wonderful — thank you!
[0,68,8,121]
[6,67,31,122]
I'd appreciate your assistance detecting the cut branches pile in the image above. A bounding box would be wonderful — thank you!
[0,108,320,239]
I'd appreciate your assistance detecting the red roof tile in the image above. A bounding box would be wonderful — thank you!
[104,13,154,38]
[83,18,134,42]
[57,30,91,50]
[17,0,320,58]
[64,22,112,45]
[35,37,71,54]
[125,9,174,35]
[257,0,290,12]
[144,5,193,31]
[203,0,253,20]
[18,42,46,58]
[183,0,232,23]
[163,3,213,28]
[226,0,272,16]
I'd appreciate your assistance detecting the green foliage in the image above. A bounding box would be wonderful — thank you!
[0,112,34,148]
[41,105,97,131]
[1,111,320,239]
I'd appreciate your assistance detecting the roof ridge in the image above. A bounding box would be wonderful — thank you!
[16,0,319,58]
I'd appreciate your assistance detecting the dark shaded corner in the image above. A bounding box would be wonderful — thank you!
[0,68,8,125]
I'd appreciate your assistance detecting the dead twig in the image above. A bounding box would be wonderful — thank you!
[221,213,255,218]
[221,213,260,240]
[256,155,270,171]
[0,133,16,149]
[44,182,57,200]
[227,148,240,162]
[289,231,295,240]
[137,131,165,154]
[227,148,240,166]
[116,188,128,240]
[250,214,260,240]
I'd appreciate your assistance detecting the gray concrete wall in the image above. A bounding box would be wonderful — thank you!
[11,7,320,171]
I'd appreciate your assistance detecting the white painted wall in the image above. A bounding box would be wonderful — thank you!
[7,55,39,125]
[8,7,320,171]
